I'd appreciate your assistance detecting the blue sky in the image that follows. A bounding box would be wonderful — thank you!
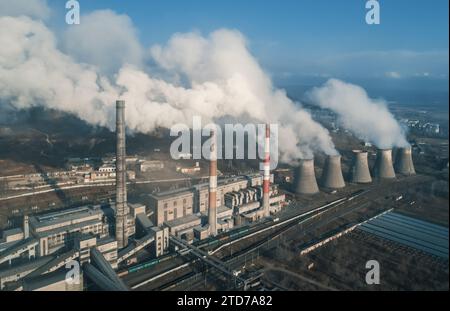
[49,0,449,93]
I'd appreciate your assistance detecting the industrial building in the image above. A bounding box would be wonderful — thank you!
[147,173,285,240]
[0,96,419,291]
[0,101,169,291]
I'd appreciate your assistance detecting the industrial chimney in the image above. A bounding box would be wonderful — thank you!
[373,149,396,179]
[350,150,372,184]
[115,100,130,249]
[262,124,271,217]
[395,146,416,176]
[23,215,29,239]
[208,128,218,236]
[321,155,345,189]
[293,158,319,195]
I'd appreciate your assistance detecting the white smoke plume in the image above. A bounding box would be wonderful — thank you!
[63,10,144,75]
[307,79,409,149]
[0,0,50,20]
[0,13,338,163]
[0,16,118,128]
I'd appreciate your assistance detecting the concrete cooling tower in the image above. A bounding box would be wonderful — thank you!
[350,150,372,184]
[321,155,345,189]
[373,149,396,179]
[293,158,319,195]
[395,147,416,176]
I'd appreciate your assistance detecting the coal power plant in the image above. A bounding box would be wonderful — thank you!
[321,155,346,189]
[350,150,373,184]
[373,149,396,179]
[293,158,320,195]
[395,147,416,176]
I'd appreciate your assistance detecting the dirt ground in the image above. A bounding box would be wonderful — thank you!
[260,229,448,291]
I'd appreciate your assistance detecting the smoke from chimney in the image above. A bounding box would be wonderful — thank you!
[307,79,409,150]
[0,17,338,164]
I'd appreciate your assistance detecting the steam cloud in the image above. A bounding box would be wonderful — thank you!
[307,79,409,149]
[0,12,338,163]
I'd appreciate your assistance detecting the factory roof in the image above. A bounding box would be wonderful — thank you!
[0,256,52,278]
[25,249,79,280]
[33,219,103,238]
[195,175,252,191]
[217,205,232,213]
[0,238,38,262]
[2,228,23,237]
[359,211,449,258]
[193,226,209,233]
[29,205,104,229]
[149,174,263,200]
[165,214,201,228]
[0,240,22,253]
[23,269,67,291]
[97,236,117,247]
[136,213,154,230]
[149,188,194,200]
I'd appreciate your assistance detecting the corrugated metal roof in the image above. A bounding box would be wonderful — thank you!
[359,211,449,259]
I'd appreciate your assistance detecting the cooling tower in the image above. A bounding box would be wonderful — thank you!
[350,150,372,184]
[293,158,319,195]
[373,149,396,179]
[115,100,130,249]
[395,147,416,176]
[321,155,345,189]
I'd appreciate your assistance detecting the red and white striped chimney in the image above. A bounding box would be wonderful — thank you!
[208,128,218,236]
[262,124,270,217]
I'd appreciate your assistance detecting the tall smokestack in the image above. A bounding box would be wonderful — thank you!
[395,147,416,176]
[262,124,271,217]
[23,215,29,239]
[293,158,319,195]
[115,100,129,249]
[350,150,372,184]
[208,128,218,236]
[373,149,396,179]
[321,155,345,189]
